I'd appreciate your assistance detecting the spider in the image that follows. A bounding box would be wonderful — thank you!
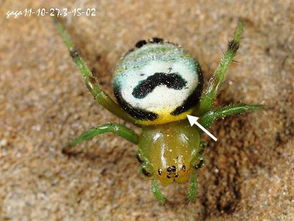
[55,19,261,203]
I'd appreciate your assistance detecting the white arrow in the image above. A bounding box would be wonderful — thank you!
[187,115,218,141]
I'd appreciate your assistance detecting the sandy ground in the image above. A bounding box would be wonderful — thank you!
[0,0,293,220]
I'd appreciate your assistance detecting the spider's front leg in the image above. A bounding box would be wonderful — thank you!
[151,179,166,203]
[187,172,198,201]
[54,18,136,124]
[186,141,205,201]
[136,151,167,203]
[63,123,139,153]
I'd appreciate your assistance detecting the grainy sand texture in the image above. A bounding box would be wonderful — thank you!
[0,0,293,220]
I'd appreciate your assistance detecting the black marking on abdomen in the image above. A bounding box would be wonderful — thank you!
[135,40,147,48]
[113,87,158,121]
[171,65,203,115]
[132,72,187,99]
[151,37,164,43]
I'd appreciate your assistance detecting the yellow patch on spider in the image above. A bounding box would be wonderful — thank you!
[137,109,194,125]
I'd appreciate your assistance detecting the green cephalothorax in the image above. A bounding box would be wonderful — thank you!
[138,121,202,186]
[55,19,262,203]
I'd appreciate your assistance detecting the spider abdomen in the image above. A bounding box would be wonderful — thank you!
[113,38,203,125]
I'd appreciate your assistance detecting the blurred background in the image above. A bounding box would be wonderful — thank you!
[0,0,293,220]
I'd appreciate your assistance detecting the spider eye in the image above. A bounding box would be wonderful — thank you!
[141,167,152,177]
[167,165,176,173]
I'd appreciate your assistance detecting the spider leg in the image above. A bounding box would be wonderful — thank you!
[54,18,136,124]
[63,123,138,153]
[199,103,262,129]
[189,144,203,201]
[187,172,198,201]
[151,179,166,203]
[198,22,244,115]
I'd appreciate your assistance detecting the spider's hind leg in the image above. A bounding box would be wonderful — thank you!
[198,22,244,115]
[54,18,136,123]
[63,123,138,153]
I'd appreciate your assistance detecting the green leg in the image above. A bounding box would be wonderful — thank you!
[198,22,244,115]
[151,179,166,203]
[188,139,203,201]
[199,104,262,129]
[187,173,198,201]
[63,123,138,153]
[54,18,136,124]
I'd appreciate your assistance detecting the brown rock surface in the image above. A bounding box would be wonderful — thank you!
[0,0,293,220]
